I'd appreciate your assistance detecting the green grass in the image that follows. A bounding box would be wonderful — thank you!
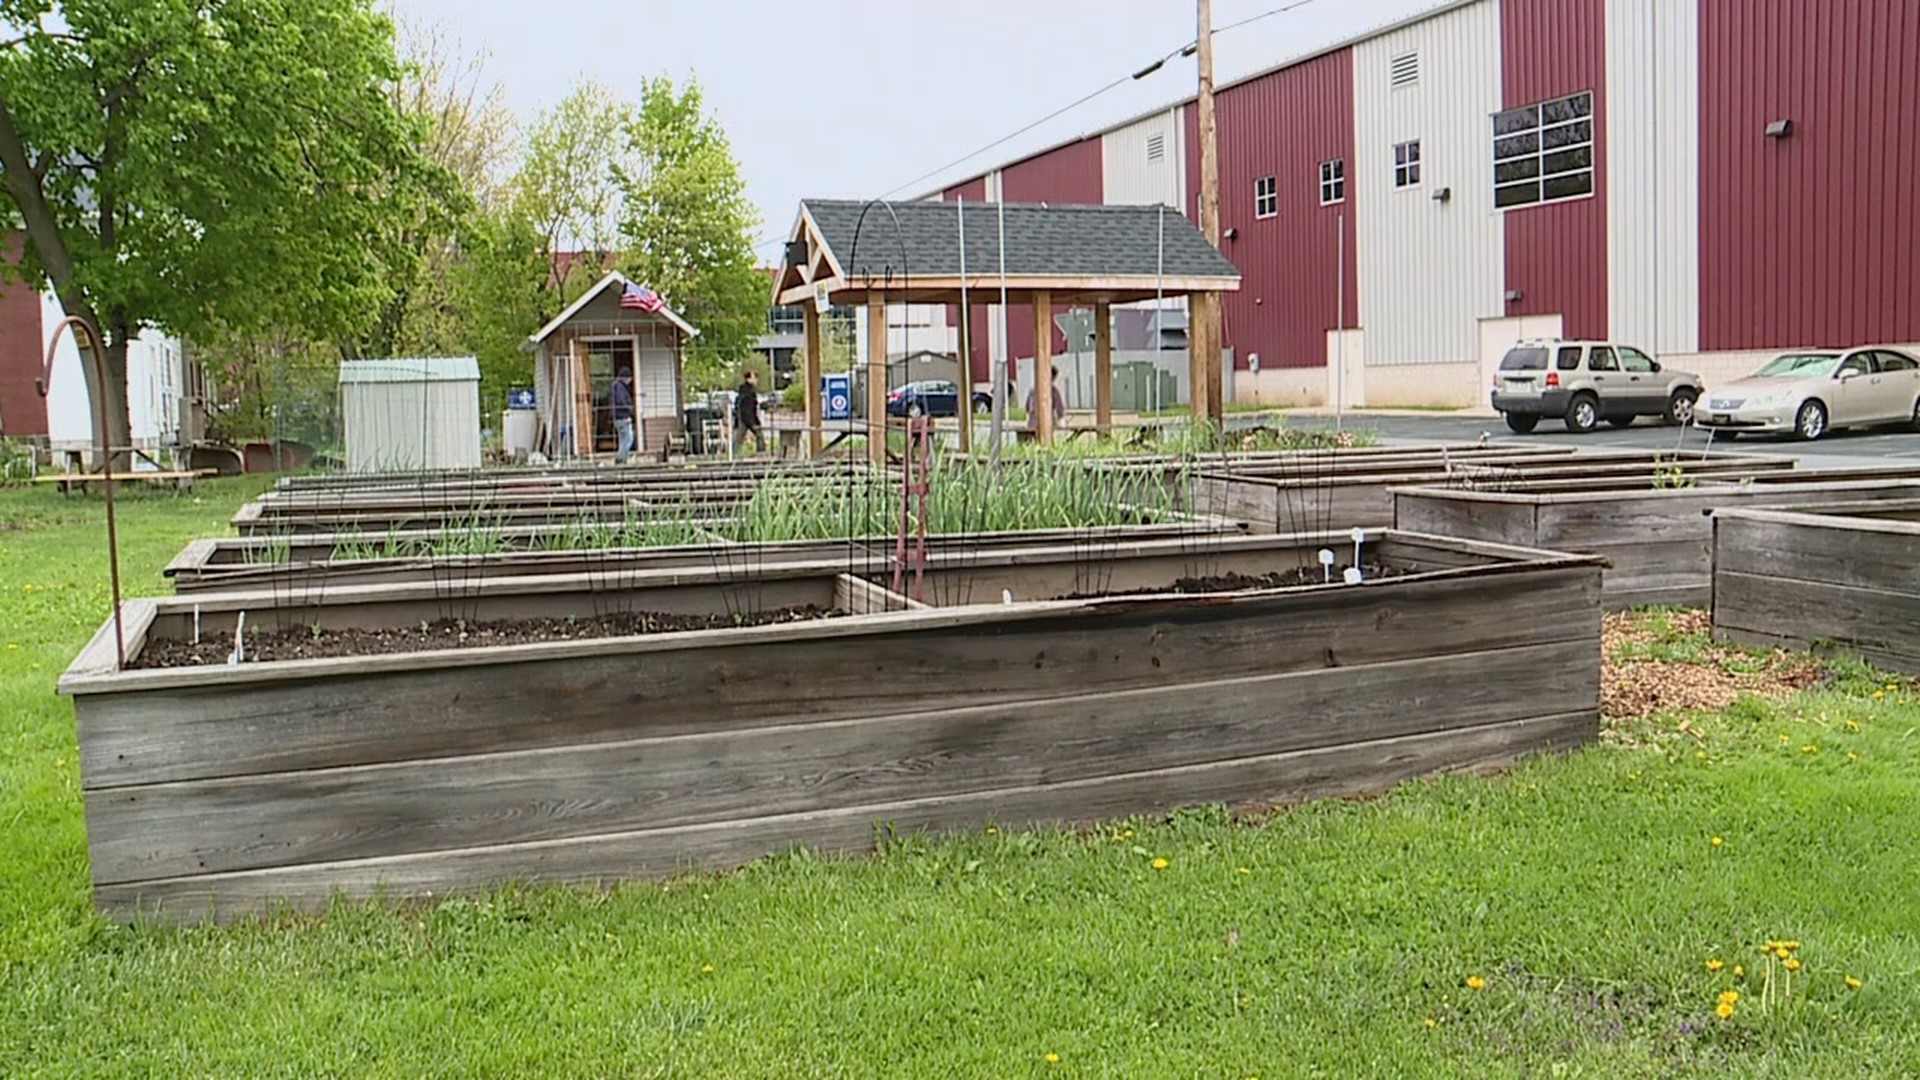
[5,482,1920,1075]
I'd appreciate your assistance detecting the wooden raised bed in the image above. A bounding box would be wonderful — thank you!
[62,532,1602,923]
[1393,473,1920,609]
[1712,501,1920,674]
[1194,451,1797,531]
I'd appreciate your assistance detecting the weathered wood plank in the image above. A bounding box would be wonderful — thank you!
[1713,513,1920,592]
[74,565,1602,789]
[1393,493,1539,546]
[93,711,1597,922]
[834,574,925,614]
[1711,569,1920,674]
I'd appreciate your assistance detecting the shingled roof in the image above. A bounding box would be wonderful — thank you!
[781,199,1239,302]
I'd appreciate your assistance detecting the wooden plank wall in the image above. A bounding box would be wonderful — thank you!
[72,561,1602,923]
[1713,511,1920,674]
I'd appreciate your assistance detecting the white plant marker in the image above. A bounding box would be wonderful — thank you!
[1343,567,1363,586]
[192,605,201,645]
[1002,589,1015,605]
[1350,527,1367,580]
[228,610,247,665]
[1317,548,1336,584]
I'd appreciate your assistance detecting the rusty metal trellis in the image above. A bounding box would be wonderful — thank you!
[35,314,126,668]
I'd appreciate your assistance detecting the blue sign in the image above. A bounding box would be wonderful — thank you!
[821,374,852,422]
[507,387,536,410]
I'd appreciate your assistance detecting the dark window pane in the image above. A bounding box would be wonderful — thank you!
[1540,93,1591,124]
[1541,119,1592,150]
[1493,106,1539,135]
[1407,143,1421,163]
[1407,162,1421,185]
[1499,347,1548,371]
[1568,91,1593,117]
[1541,172,1593,200]
[1395,143,1409,164]
[1495,133,1540,159]
[1557,347,1584,370]
[1495,157,1542,184]
[1541,146,1593,175]
[1495,182,1539,208]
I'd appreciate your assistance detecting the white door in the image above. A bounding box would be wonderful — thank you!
[1478,315,1564,398]
[1325,328,1365,409]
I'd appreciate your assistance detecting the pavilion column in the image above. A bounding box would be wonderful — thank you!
[1032,291,1054,444]
[866,291,888,469]
[803,305,824,456]
[955,298,974,453]
[1093,300,1113,435]
[1188,293,1214,425]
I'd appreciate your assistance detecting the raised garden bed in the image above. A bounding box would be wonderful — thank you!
[1712,500,1920,674]
[1194,451,1797,531]
[62,533,1602,924]
[1393,472,1920,609]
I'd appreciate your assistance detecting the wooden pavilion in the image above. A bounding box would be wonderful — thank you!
[771,199,1240,465]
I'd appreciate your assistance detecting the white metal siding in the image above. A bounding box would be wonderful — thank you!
[342,371,482,473]
[637,344,678,417]
[1101,108,1185,208]
[1606,0,1701,355]
[1352,0,1505,367]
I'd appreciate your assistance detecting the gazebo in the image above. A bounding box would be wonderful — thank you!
[771,199,1240,465]
[524,271,699,461]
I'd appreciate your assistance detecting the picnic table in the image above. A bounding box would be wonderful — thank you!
[37,469,213,495]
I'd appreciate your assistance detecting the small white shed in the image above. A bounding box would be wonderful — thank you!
[339,357,483,473]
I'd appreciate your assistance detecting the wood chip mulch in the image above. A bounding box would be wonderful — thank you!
[1601,610,1825,728]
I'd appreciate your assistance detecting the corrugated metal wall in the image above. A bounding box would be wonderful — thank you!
[998,138,1103,365]
[342,378,482,473]
[1606,0,1700,354]
[0,245,45,437]
[1501,0,1608,340]
[1699,0,1920,351]
[1214,50,1359,371]
[1101,108,1185,207]
[1352,0,1505,367]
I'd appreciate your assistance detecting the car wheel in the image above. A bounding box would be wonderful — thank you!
[1606,417,1635,430]
[1794,399,1828,441]
[906,403,925,419]
[1664,389,1698,426]
[1504,413,1540,434]
[1564,394,1600,434]
[973,399,991,416]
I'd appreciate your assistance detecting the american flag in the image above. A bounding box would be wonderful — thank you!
[620,282,665,313]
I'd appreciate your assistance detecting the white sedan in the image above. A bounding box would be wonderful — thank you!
[1697,348,1920,440]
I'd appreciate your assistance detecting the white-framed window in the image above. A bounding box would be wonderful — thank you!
[1319,158,1346,205]
[1393,141,1421,189]
[1146,133,1165,162]
[1390,51,1419,89]
[1254,174,1277,218]
[1493,90,1595,209]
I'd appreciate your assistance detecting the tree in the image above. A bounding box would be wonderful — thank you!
[0,0,432,459]
[512,79,633,303]
[615,76,765,391]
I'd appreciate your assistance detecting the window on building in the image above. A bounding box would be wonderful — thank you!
[767,306,805,335]
[1390,51,1419,89]
[1393,141,1421,188]
[1319,158,1346,205]
[1254,175,1278,218]
[1493,90,1595,209]
[1146,133,1165,162]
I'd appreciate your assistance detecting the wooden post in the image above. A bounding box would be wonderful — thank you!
[1195,0,1225,426]
[1093,300,1113,435]
[803,305,824,456]
[1032,292,1054,444]
[1188,299,1210,423]
[956,299,974,453]
[866,291,888,469]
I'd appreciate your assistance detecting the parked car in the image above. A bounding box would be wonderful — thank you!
[1697,347,1920,440]
[1490,339,1702,434]
[885,379,994,418]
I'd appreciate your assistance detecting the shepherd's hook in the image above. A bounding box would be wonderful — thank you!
[36,314,125,668]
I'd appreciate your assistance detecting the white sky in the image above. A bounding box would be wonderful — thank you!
[392,0,1444,257]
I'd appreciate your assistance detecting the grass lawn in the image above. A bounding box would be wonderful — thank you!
[4,479,1919,1076]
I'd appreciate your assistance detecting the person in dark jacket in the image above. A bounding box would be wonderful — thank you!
[610,366,636,463]
[733,369,766,454]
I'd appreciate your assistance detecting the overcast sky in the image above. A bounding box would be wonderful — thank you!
[391,0,1442,258]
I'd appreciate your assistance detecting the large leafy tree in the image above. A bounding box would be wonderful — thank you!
[514,79,633,304]
[0,0,432,458]
[616,76,764,391]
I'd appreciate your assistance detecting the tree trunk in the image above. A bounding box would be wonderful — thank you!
[100,323,134,468]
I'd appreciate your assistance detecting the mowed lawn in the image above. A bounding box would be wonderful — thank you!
[3,480,1919,1077]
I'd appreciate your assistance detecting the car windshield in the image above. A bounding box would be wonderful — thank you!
[1499,347,1549,371]
[1753,353,1838,378]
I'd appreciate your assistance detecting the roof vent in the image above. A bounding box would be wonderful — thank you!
[1146,133,1165,161]
[1390,51,1419,89]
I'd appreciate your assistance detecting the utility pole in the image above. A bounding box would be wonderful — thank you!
[1193,0,1224,426]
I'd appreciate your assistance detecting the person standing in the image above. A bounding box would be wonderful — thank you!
[1024,366,1068,431]
[733,368,766,454]
[610,365,636,463]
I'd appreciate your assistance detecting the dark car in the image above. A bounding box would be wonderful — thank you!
[886,379,994,418]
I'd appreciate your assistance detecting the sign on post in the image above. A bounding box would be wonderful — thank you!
[822,373,852,421]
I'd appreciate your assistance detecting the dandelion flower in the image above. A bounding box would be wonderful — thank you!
[1849,752,1861,763]
[1465,975,1486,991]
[1706,959,1724,972]
[1236,867,1252,875]
[1044,1053,1061,1065]
[1715,1001,1735,1020]
[1423,1017,1437,1029]
[1785,941,1800,950]
[701,963,714,973]
[1151,857,1170,871]
[1784,957,1801,972]
[1718,990,1740,1006]
[986,826,998,836]
[1775,947,1792,960]
[1779,733,1791,744]
[1847,719,1861,732]
[1872,691,1885,700]
[1733,965,1745,979]
[1801,744,1818,755]
[1711,836,1723,848]
[1845,974,1863,990]
[1695,750,1707,760]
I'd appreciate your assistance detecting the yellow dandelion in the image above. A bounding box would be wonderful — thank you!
[1849,752,1861,763]
[1236,866,1252,875]
[1733,965,1745,979]
[1715,1001,1735,1020]
[1801,744,1818,755]
[1695,750,1707,760]
[1711,836,1723,848]
[1718,990,1740,1006]
[701,963,714,973]
[1422,1017,1437,1029]
[1779,734,1791,744]
[1784,957,1801,972]
[1846,719,1861,732]
[985,826,998,835]
[1785,941,1801,950]
[1121,829,1134,840]
[1845,974,1863,990]
[1775,947,1792,960]
[1465,975,1486,991]
[1887,683,1900,692]
[1151,857,1170,871]
[1705,959,1724,972]
[1872,691,1885,700]
[1044,1053,1061,1065]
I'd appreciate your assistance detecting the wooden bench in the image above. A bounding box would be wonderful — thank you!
[37,469,213,495]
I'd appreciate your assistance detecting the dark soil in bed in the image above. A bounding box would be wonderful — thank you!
[1057,562,1406,600]
[133,606,841,668]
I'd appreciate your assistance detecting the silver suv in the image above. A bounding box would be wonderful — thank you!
[1490,339,1703,434]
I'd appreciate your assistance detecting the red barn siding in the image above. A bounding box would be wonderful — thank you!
[0,237,46,437]
[1213,49,1357,371]
[999,139,1102,364]
[1699,0,1920,351]
[1501,0,1608,340]
[942,179,992,382]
